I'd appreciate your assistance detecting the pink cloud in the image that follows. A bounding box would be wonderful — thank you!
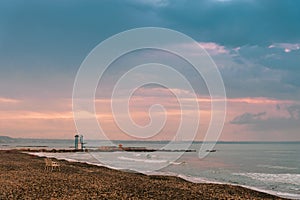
[0,111,73,120]
[166,42,229,57]
[199,42,229,55]
[1,93,299,141]
[0,97,20,103]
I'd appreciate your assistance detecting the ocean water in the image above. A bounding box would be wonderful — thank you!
[2,140,300,199]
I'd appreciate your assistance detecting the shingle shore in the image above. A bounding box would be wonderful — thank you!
[0,150,287,200]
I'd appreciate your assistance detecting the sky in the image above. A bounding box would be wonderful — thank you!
[0,0,300,141]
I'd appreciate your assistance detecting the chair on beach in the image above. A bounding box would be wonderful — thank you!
[44,158,61,172]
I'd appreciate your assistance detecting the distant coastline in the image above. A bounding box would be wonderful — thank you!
[1,135,300,144]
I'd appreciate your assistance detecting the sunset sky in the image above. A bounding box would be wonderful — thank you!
[0,0,300,141]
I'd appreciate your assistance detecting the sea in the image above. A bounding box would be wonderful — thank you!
[1,139,299,199]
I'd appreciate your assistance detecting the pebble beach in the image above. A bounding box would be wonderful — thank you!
[0,150,287,199]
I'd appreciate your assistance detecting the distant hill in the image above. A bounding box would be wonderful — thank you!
[0,136,16,143]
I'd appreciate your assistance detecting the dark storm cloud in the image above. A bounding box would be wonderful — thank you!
[153,0,300,46]
[220,44,300,99]
[237,45,300,72]
[230,105,300,134]
[0,0,300,101]
[230,111,266,124]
